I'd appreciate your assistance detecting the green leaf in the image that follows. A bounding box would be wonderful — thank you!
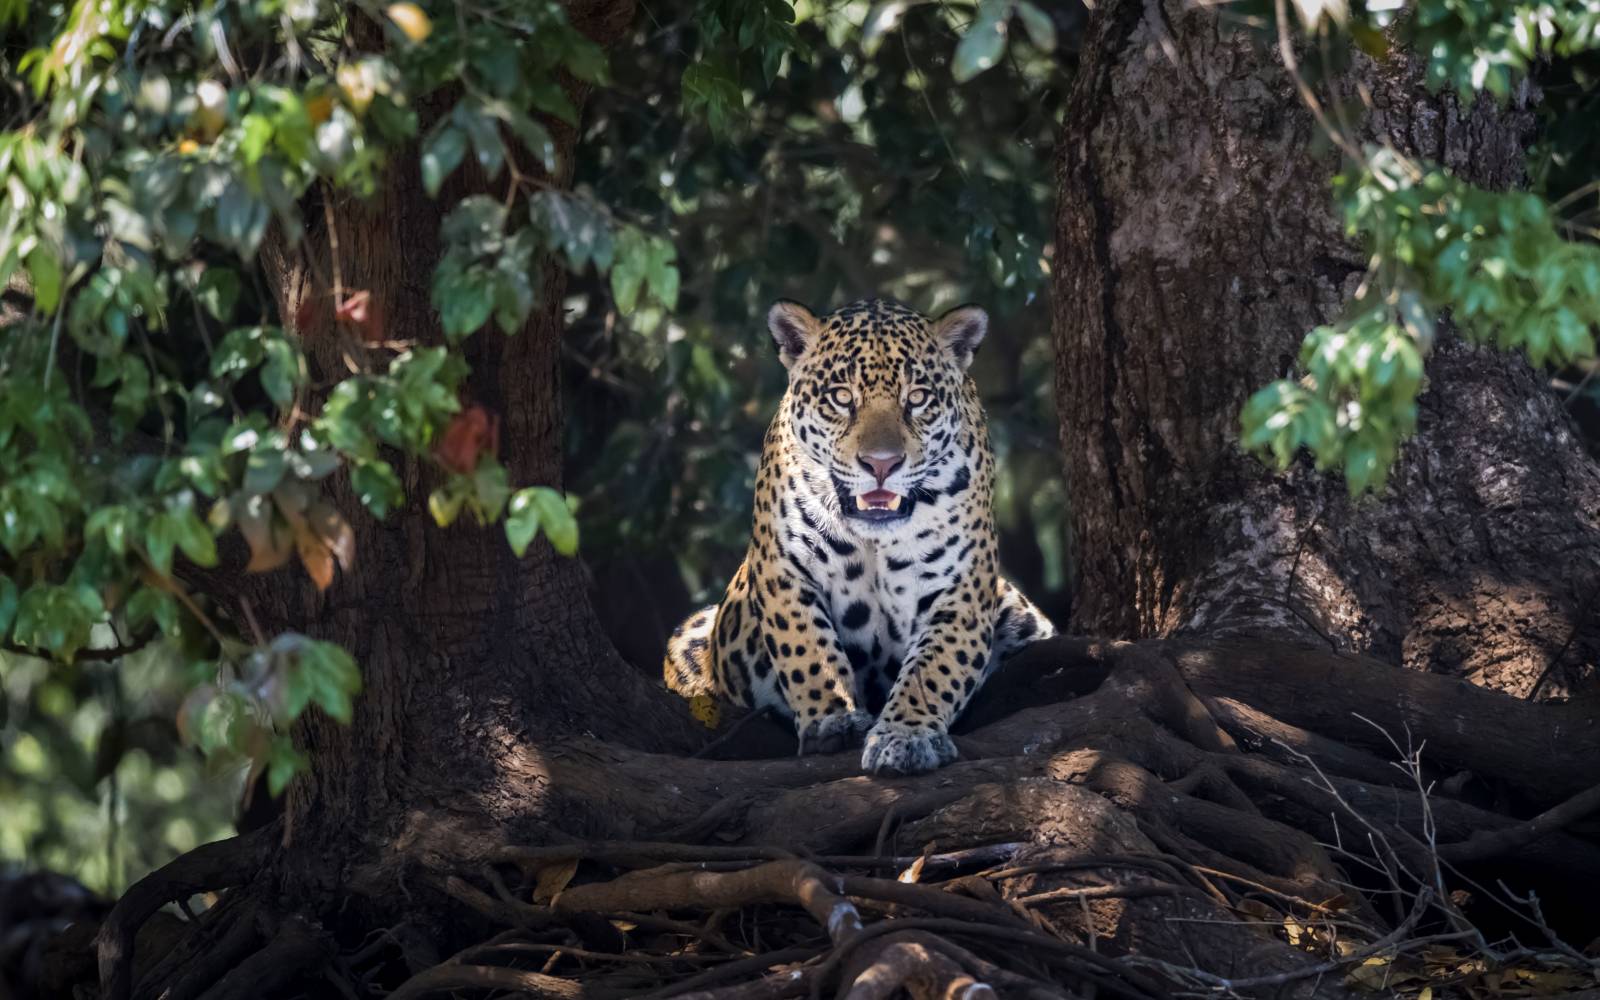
[611,228,649,314]
[1014,2,1056,52]
[172,509,219,568]
[245,448,288,495]
[428,485,466,527]
[421,124,466,197]
[239,113,274,164]
[532,192,612,272]
[145,517,179,578]
[953,1,1009,83]
[505,489,541,557]
[196,268,241,322]
[472,460,511,522]
[460,106,506,179]
[266,739,308,796]
[351,460,403,518]
[215,179,270,258]
[27,246,63,313]
[293,638,360,724]
[533,486,578,556]
[527,81,579,126]
[436,271,495,338]
[261,337,299,405]
[87,502,131,556]
[505,111,558,173]
[0,575,17,638]
[682,62,744,138]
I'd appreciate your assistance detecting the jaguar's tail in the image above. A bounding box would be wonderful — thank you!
[664,603,719,697]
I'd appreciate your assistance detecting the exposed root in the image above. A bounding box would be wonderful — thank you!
[95,828,274,1000]
[554,861,865,945]
[388,963,586,1000]
[192,913,333,1000]
[836,934,993,1000]
[82,636,1600,1000]
[1438,779,1600,862]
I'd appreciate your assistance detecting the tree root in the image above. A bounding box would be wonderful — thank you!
[95,827,274,1000]
[94,636,1600,1000]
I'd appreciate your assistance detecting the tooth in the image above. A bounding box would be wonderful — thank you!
[855,495,869,511]
[886,494,902,511]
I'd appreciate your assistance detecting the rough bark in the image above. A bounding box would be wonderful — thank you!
[232,0,699,865]
[1053,0,1600,696]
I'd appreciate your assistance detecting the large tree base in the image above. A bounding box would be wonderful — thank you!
[78,639,1600,999]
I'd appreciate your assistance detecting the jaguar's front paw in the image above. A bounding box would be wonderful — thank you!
[798,709,875,754]
[861,720,958,775]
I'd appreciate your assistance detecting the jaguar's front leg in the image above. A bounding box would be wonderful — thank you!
[755,575,874,754]
[862,591,993,774]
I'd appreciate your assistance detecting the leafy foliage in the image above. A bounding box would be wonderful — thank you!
[1405,0,1600,100]
[1241,6,1600,493]
[1,646,241,895]
[0,0,680,804]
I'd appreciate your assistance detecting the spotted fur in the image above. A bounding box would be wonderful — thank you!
[665,298,1056,774]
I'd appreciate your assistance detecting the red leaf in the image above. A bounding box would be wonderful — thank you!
[294,292,328,335]
[335,289,384,343]
[435,405,498,474]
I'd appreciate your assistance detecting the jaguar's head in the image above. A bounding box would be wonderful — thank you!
[768,297,987,533]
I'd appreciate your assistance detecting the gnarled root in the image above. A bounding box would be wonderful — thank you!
[91,637,1600,1000]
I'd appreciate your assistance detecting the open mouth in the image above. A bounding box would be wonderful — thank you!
[834,479,915,523]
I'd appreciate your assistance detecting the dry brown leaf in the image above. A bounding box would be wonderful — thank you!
[308,501,356,571]
[898,853,928,884]
[295,526,335,591]
[1513,967,1594,994]
[1345,956,1425,992]
[532,859,579,904]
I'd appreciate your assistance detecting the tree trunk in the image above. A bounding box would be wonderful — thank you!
[1053,0,1600,697]
[189,0,698,903]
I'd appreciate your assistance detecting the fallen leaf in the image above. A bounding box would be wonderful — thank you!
[1514,967,1595,993]
[532,859,579,904]
[898,853,928,884]
[688,693,720,729]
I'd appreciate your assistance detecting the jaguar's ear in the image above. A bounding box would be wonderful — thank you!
[767,300,819,369]
[933,304,988,370]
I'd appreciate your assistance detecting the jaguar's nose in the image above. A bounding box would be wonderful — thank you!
[858,450,906,485]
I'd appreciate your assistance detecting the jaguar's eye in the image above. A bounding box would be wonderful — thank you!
[906,387,932,407]
[828,386,854,408]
